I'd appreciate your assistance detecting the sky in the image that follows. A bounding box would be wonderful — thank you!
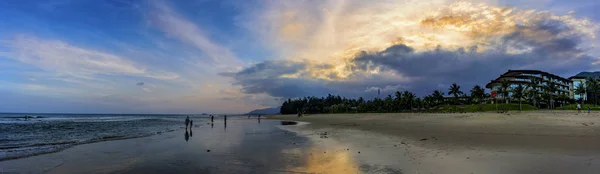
[0,0,599,114]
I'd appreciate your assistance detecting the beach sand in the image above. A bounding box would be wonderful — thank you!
[3,111,600,173]
[270,111,600,173]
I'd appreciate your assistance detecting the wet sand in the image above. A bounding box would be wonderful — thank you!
[0,118,390,173]
[270,111,600,173]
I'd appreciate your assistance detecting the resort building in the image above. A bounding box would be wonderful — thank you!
[568,76,587,101]
[568,71,600,101]
[485,70,572,106]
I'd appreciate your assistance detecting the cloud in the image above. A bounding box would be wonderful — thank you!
[142,87,152,92]
[227,0,599,98]
[146,0,243,70]
[1,35,179,81]
[136,82,144,86]
[225,60,413,99]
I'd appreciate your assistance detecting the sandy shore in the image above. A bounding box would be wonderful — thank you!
[270,111,600,173]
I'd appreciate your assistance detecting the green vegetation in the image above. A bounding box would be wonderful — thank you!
[587,77,600,107]
[433,104,535,113]
[280,78,600,114]
[280,83,538,114]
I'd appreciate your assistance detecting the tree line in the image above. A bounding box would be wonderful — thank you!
[280,77,600,114]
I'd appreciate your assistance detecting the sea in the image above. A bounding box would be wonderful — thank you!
[0,113,199,161]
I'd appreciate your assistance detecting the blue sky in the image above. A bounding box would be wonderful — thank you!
[0,0,599,114]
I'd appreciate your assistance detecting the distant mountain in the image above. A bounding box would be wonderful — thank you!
[573,71,600,79]
[247,107,280,115]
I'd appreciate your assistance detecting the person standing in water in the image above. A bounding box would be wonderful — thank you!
[185,116,190,129]
[190,119,193,129]
[224,115,227,127]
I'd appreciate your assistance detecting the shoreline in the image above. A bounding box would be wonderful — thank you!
[1,119,359,174]
[0,127,180,162]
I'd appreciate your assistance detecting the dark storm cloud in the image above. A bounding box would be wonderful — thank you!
[227,15,597,99]
[136,82,144,86]
[225,60,414,99]
[224,60,325,98]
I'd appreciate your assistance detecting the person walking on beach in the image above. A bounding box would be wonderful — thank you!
[185,116,190,129]
[224,115,227,126]
[211,115,214,122]
[577,103,581,113]
[190,119,193,129]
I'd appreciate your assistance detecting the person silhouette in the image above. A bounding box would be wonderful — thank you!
[210,115,214,122]
[184,129,189,142]
[224,115,227,126]
[185,116,190,129]
[190,120,193,129]
[189,128,193,137]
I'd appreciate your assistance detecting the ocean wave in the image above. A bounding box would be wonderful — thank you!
[0,141,78,150]
[0,128,178,161]
[0,117,185,124]
[1,115,46,119]
[0,114,187,161]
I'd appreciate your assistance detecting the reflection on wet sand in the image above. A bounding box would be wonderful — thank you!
[0,119,360,173]
[184,130,189,142]
[289,147,359,173]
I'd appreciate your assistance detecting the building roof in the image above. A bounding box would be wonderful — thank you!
[505,70,570,81]
[485,69,571,88]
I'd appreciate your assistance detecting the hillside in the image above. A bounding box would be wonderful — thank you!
[247,107,280,115]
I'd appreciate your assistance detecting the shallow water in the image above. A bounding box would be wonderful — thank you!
[0,113,198,161]
[0,118,378,173]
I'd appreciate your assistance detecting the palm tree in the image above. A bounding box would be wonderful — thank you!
[423,95,434,109]
[587,78,599,107]
[470,85,485,111]
[526,77,539,109]
[544,83,557,109]
[557,93,569,108]
[402,91,416,111]
[499,79,511,104]
[394,91,402,111]
[384,95,394,112]
[575,83,586,103]
[448,83,463,111]
[432,90,445,106]
[513,84,525,111]
[415,98,423,111]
